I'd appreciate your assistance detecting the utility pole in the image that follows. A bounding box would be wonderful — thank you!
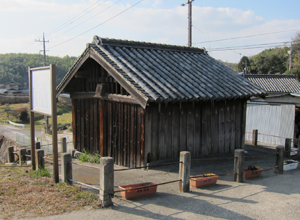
[35,33,50,133]
[181,0,194,47]
[290,40,293,71]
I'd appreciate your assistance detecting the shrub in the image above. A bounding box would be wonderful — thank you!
[18,107,29,122]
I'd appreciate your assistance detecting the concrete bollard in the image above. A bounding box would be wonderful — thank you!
[19,148,26,165]
[284,138,292,157]
[61,153,72,185]
[252,129,258,146]
[60,137,67,153]
[100,157,114,207]
[36,149,45,170]
[275,145,284,174]
[7,146,14,163]
[179,151,191,192]
[36,142,41,150]
[234,149,245,182]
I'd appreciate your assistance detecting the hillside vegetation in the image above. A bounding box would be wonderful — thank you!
[0,53,77,86]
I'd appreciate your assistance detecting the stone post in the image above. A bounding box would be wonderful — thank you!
[60,137,67,153]
[234,149,245,182]
[36,149,45,170]
[61,153,72,185]
[275,145,284,174]
[36,142,41,150]
[7,146,14,163]
[179,151,191,192]
[100,157,114,207]
[252,129,258,145]
[19,148,26,165]
[285,138,292,157]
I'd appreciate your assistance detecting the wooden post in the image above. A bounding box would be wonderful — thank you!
[36,142,41,150]
[19,148,26,165]
[234,149,244,182]
[60,137,67,153]
[61,153,72,185]
[275,145,284,174]
[100,157,114,207]
[179,151,191,192]
[7,146,14,163]
[36,149,45,170]
[252,129,258,146]
[285,138,291,157]
[298,136,300,157]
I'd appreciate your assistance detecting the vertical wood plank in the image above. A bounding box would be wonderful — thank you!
[80,100,85,152]
[165,104,172,159]
[76,100,80,151]
[180,103,187,152]
[211,101,219,154]
[144,106,152,164]
[158,104,166,160]
[127,105,131,165]
[202,102,211,155]
[151,105,159,161]
[113,102,118,163]
[194,102,201,155]
[241,99,247,149]
[235,100,242,149]
[107,101,112,157]
[172,104,180,158]
[130,105,137,167]
[123,104,128,166]
[136,106,142,167]
[100,100,104,157]
[90,99,94,153]
[230,100,236,152]
[93,99,98,154]
[224,100,231,153]
[119,103,124,165]
[219,101,225,153]
[187,102,195,154]
[72,99,76,150]
[140,107,145,166]
[86,100,90,152]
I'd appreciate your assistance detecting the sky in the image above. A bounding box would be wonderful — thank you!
[1,0,300,63]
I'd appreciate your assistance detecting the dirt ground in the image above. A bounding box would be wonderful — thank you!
[20,141,300,220]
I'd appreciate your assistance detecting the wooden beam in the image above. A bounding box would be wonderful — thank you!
[70,92,141,105]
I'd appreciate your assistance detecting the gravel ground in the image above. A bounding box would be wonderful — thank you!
[22,142,300,220]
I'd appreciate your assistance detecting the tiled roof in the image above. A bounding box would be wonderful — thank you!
[57,36,266,104]
[244,75,300,93]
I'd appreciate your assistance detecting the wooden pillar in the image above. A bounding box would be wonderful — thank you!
[100,100,104,156]
[234,149,244,182]
[179,151,191,192]
[285,138,291,157]
[275,145,284,174]
[252,129,258,146]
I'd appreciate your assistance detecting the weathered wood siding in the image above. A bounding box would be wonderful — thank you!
[73,99,144,167]
[144,99,247,163]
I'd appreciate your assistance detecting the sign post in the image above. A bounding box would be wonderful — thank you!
[28,64,58,183]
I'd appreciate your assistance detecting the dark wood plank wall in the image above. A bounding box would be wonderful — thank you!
[144,99,247,163]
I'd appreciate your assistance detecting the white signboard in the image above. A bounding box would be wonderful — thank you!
[30,67,52,115]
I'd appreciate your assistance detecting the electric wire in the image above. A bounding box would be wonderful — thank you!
[48,0,144,49]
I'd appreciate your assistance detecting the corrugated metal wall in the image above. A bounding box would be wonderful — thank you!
[246,103,295,145]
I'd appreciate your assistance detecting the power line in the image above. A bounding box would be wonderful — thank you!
[49,0,144,49]
[49,0,121,41]
[46,0,108,36]
[194,28,300,44]
[209,41,290,51]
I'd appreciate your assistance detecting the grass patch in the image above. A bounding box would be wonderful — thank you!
[29,168,51,178]
[77,151,101,164]
[0,103,72,130]
[0,166,101,219]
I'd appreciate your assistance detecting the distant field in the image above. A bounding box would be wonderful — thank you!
[0,103,72,130]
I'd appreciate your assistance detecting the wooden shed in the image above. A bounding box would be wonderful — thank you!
[57,36,265,167]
